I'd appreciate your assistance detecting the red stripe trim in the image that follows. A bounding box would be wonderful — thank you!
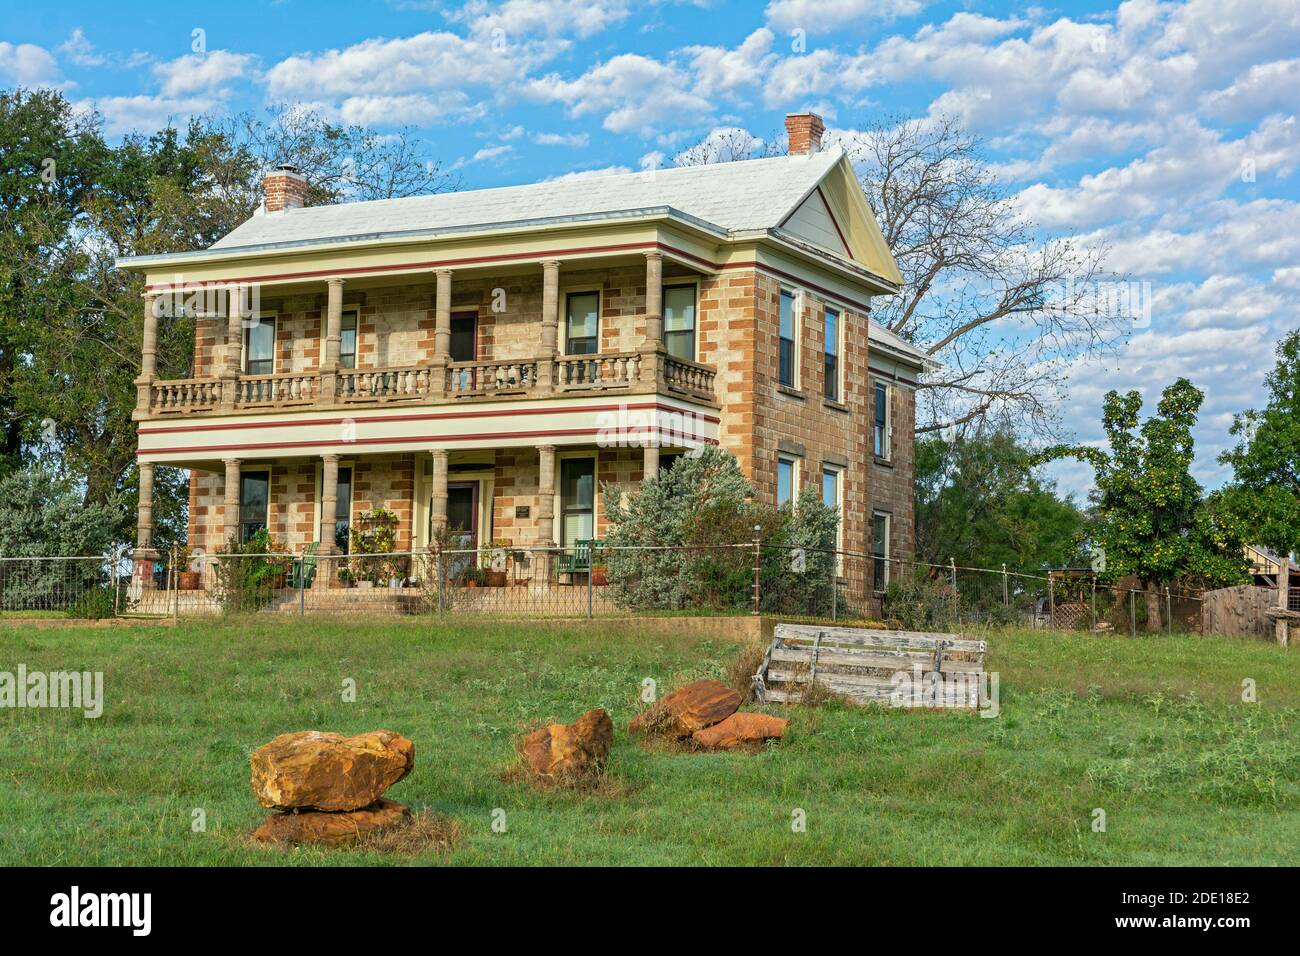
[139,400,721,434]
[145,239,724,292]
[138,426,719,458]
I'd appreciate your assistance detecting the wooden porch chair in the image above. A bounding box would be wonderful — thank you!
[555,538,605,585]
[289,541,319,589]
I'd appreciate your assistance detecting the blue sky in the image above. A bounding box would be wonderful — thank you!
[3,0,1299,500]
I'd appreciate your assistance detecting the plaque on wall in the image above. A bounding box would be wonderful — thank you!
[515,506,531,518]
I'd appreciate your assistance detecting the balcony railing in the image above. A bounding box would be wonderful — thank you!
[145,349,716,416]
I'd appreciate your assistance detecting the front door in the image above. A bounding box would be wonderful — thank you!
[445,481,479,580]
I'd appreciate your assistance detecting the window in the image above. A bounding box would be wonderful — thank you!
[872,511,891,592]
[339,310,357,369]
[244,315,276,375]
[874,382,891,459]
[777,457,797,508]
[560,458,596,549]
[334,466,353,553]
[664,285,697,361]
[239,471,270,544]
[565,292,599,355]
[659,452,682,476]
[450,313,477,363]
[778,290,797,387]
[823,307,840,401]
[823,466,843,565]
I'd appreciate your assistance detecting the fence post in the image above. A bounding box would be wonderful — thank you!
[1002,563,1008,607]
[1048,571,1056,630]
[1130,587,1137,637]
[436,549,445,617]
[299,548,306,616]
[1165,585,1172,634]
[830,551,838,622]
[586,555,594,620]
[751,525,761,616]
[949,557,957,591]
[110,549,119,617]
[1090,578,1096,630]
[170,543,179,624]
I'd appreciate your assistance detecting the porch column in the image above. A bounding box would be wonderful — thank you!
[223,458,242,546]
[643,444,660,479]
[135,293,159,417]
[222,295,243,411]
[538,260,559,389]
[320,278,344,402]
[318,454,339,553]
[434,269,453,362]
[640,251,664,385]
[537,444,557,547]
[134,460,158,590]
[429,449,449,539]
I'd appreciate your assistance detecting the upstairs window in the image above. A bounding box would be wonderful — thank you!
[244,315,276,376]
[824,307,840,401]
[565,292,599,355]
[664,285,697,361]
[874,381,892,460]
[778,290,796,387]
[777,456,797,508]
[340,311,357,369]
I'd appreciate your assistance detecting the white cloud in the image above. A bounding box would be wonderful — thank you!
[265,31,544,99]
[764,0,926,34]
[154,50,256,97]
[79,94,219,137]
[450,0,631,39]
[57,28,104,68]
[0,41,60,85]
[543,164,633,181]
[533,130,589,146]
[527,53,713,135]
[1202,58,1300,118]
[683,28,775,100]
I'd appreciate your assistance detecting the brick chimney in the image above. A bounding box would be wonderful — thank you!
[263,163,308,212]
[785,112,825,156]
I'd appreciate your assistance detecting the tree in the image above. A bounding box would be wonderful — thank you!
[1218,329,1300,557]
[677,114,1131,438]
[915,429,1087,583]
[1040,379,1249,630]
[602,446,839,614]
[0,92,453,551]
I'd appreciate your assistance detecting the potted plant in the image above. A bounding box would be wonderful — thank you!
[510,547,531,585]
[590,541,608,587]
[175,545,201,591]
[461,565,487,588]
[483,538,510,587]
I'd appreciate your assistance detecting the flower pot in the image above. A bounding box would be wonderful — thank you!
[464,580,479,589]
[485,570,507,588]
[591,567,607,586]
[178,571,201,591]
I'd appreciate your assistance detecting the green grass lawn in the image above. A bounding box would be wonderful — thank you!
[2,617,1298,865]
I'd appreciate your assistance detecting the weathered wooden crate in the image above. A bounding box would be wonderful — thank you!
[754,623,988,709]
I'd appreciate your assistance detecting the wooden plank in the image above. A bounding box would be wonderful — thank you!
[769,646,984,673]
[773,623,986,655]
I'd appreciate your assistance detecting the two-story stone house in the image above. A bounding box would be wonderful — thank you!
[118,113,929,607]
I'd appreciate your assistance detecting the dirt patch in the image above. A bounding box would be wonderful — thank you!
[356,808,462,856]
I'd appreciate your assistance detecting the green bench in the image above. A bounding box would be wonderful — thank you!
[555,538,605,584]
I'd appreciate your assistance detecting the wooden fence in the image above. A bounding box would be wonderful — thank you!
[1201,585,1277,639]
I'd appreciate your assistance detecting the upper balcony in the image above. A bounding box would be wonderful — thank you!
[134,250,720,422]
[145,348,717,416]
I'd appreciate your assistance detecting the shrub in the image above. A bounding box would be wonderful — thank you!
[66,583,118,619]
[212,530,289,613]
[602,446,839,615]
[882,569,960,631]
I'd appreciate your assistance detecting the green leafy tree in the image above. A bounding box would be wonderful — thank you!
[602,446,839,615]
[1041,378,1249,630]
[1218,329,1300,557]
[915,429,1087,591]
